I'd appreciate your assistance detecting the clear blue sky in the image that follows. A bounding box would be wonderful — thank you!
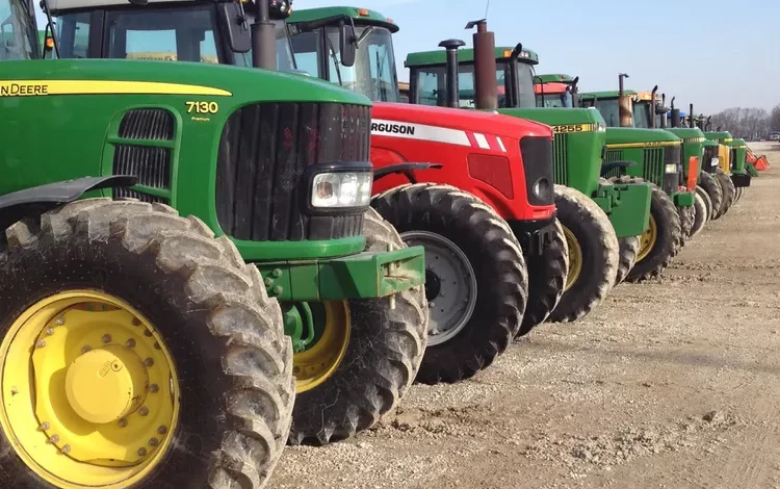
[36,0,780,113]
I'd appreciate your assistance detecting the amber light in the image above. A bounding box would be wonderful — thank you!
[358,8,369,15]
[687,156,699,191]
[45,37,54,49]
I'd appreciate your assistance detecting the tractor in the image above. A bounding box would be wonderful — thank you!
[704,130,744,214]
[534,81,575,108]
[5,9,430,489]
[404,21,658,320]
[50,2,546,387]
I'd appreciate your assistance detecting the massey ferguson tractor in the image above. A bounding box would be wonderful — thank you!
[2,3,431,489]
[49,3,549,389]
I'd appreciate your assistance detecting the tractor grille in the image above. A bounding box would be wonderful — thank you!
[552,133,568,185]
[702,145,718,174]
[113,109,175,204]
[602,150,624,179]
[520,136,554,206]
[730,148,737,170]
[216,103,370,242]
[642,148,665,188]
[662,145,681,195]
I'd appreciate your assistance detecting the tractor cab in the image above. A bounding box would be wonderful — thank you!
[534,74,579,108]
[0,0,39,60]
[47,0,297,71]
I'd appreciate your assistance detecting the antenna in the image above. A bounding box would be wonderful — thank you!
[484,0,490,20]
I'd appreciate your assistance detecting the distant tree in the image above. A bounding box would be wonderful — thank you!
[709,107,771,140]
[770,104,780,133]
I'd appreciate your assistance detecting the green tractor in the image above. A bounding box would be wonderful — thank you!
[2,3,429,489]
[405,24,663,300]
[703,129,742,215]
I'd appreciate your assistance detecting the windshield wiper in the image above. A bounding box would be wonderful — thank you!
[326,35,343,86]
[356,26,373,47]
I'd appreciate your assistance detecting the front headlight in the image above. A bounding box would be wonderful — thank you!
[532,177,552,201]
[711,156,720,167]
[311,172,373,208]
[664,164,678,174]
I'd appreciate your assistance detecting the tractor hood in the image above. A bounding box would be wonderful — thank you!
[705,131,733,141]
[666,127,706,143]
[498,107,605,129]
[605,127,681,147]
[371,102,552,141]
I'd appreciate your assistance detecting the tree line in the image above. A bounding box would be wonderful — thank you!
[707,104,780,140]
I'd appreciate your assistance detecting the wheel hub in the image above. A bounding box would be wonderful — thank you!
[561,226,583,292]
[637,215,658,262]
[424,269,442,301]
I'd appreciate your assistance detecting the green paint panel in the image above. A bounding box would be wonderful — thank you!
[673,191,695,207]
[705,131,733,142]
[666,127,706,180]
[405,46,539,67]
[258,246,426,301]
[288,6,399,31]
[580,91,637,100]
[606,127,681,145]
[593,182,651,237]
[535,74,574,84]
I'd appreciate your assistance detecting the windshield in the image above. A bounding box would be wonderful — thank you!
[512,60,537,108]
[593,98,621,127]
[633,101,652,128]
[290,25,399,102]
[535,90,573,108]
[55,7,295,71]
[0,0,37,60]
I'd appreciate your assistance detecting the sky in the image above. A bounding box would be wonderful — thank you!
[35,0,780,114]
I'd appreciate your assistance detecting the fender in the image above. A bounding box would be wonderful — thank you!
[0,175,137,231]
[373,162,443,185]
[601,160,636,177]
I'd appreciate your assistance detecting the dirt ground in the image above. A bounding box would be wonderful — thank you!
[271,142,780,489]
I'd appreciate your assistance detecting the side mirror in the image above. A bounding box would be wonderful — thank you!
[339,21,356,67]
[218,2,251,54]
[0,20,17,51]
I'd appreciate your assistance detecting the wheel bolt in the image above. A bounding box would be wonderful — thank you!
[144,358,154,367]
[144,330,153,337]
[39,422,50,431]
[139,407,149,417]
[157,426,167,435]
[137,448,147,457]
[45,328,55,336]
[118,418,128,428]
[61,445,71,454]
[149,384,159,393]
[154,342,161,350]
[54,316,65,326]
[36,340,46,348]
[81,345,92,354]
[126,339,136,348]
[49,435,59,444]
[149,437,159,447]
[132,318,141,326]
[102,334,112,344]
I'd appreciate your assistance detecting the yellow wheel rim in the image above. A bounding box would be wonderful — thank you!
[562,226,583,292]
[292,301,350,393]
[0,291,179,489]
[637,215,658,262]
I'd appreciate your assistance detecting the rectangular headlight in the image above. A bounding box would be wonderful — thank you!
[311,172,373,208]
[664,164,678,174]
[711,156,720,167]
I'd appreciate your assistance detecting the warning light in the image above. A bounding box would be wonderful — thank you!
[45,37,54,49]
[502,49,512,58]
[358,8,369,16]
[387,17,394,23]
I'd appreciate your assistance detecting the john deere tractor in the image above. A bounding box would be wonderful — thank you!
[53,1,547,388]
[406,26,659,309]
[704,130,743,215]
[4,5,429,489]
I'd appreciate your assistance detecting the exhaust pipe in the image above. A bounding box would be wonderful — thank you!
[705,116,712,131]
[650,85,658,128]
[438,39,466,108]
[466,19,498,110]
[660,93,668,128]
[670,97,680,128]
[251,0,277,70]
[689,103,694,128]
[618,73,632,127]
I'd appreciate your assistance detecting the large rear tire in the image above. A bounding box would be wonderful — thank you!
[609,177,683,283]
[0,199,294,489]
[371,184,527,384]
[699,172,724,220]
[548,185,618,323]
[615,236,640,287]
[715,169,735,217]
[517,218,568,336]
[289,208,427,445]
[678,204,695,241]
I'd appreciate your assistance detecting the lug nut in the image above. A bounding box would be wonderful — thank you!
[139,407,149,417]
[154,342,161,350]
[157,426,167,435]
[132,318,141,326]
[36,340,46,348]
[81,345,92,354]
[49,435,59,444]
[61,445,71,454]
[102,334,112,344]
[144,330,153,337]
[144,358,154,367]
[45,328,55,336]
[137,448,147,457]
[126,339,136,348]
[10,387,18,396]
[149,384,159,393]
[149,437,159,447]
[118,418,128,428]
[54,316,65,326]
[39,422,50,431]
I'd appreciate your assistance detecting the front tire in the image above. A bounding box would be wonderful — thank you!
[372,183,528,384]
[699,172,724,220]
[615,236,640,286]
[549,185,619,323]
[517,218,568,336]
[715,169,736,217]
[678,204,695,241]
[289,208,427,445]
[0,199,294,489]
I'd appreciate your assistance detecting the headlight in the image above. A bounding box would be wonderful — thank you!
[664,164,678,174]
[311,172,373,208]
[532,177,551,200]
[595,123,607,132]
[711,156,720,167]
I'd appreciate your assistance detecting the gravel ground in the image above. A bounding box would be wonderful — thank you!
[271,142,780,489]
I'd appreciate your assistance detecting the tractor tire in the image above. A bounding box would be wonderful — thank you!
[371,183,527,384]
[695,185,713,224]
[289,208,427,445]
[699,172,724,220]
[0,199,294,489]
[715,169,736,217]
[548,185,619,323]
[690,191,708,238]
[625,182,683,282]
[615,236,640,287]
[734,186,744,202]
[517,218,569,337]
[678,204,695,241]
